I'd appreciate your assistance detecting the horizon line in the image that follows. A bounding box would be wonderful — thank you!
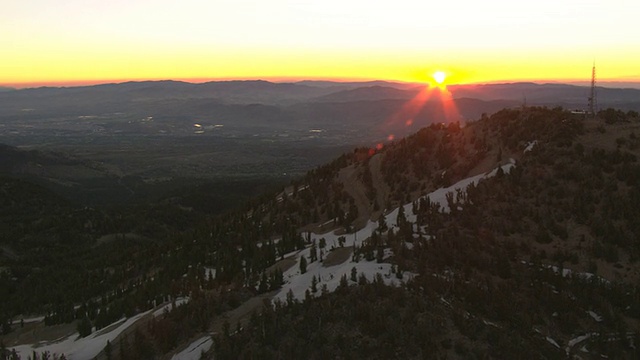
[2,76,640,90]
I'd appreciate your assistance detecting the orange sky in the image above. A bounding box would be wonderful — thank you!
[2,0,639,88]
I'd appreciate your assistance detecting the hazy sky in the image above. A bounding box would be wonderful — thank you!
[2,0,639,86]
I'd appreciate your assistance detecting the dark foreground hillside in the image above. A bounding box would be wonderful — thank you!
[2,107,640,359]
[206,107,640,359]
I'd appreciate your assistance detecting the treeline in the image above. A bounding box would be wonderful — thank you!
[0,346,67,360]
[210,279,569,359]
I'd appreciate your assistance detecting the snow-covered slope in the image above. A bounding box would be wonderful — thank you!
[10,298,189,360]
[273,160,516,303]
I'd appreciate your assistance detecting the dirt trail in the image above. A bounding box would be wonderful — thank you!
[323,247,352,267]
[334,153,397,228]
[337,164,371,228]
[367,154,390,220]
[264,257,296,275]
[209,291,277,335]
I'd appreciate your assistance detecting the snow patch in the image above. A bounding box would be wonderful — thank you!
[12,316,45,325]
[587,310,603,322]
[525,262,597,281]
[546,336,560,348]
[482,319,499,328]
[385,160,516,226]
[524,140,538,152]
[568,334,592,347]
[275,255,414,302]
[566,333,593,355]
[203,267,217,281]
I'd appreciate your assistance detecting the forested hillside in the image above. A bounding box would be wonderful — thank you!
[2,106,640,359]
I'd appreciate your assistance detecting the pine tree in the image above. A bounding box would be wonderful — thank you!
[76,316,92,338]
[273,268,283,289]
[120,335,129,360]
[286,289,296,307]
[299,256,307,274]
[358,273,369,285]
[310,241,318,263]
[397,205,406,227]
[1,320,10,335]
[258,272,268,293]
[377,213,388,233]
[364,242,375,262]
[105,340,112,360]
[222,320,230,338]
[339,274,349,289]
[133,329,154,360]
[376,246,384,263]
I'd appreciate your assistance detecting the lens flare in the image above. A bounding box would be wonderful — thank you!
[433,71,446,85]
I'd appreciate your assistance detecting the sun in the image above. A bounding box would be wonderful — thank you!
[433,71,446,85]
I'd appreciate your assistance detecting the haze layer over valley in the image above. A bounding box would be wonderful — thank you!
[2,80,639,206]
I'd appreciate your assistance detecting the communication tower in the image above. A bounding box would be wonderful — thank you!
[587,63,597,117]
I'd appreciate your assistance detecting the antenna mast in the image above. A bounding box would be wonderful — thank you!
[588,63,597,117]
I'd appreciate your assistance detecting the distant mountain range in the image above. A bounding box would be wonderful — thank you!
[2,80,639,113]
[448,82,640,107]
[312,85,419,102]
[296,80,418,90]
[2,79,639,156]
[0,79,531,206]
[1,79,638,149]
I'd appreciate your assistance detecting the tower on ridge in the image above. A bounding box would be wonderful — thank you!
[587,63,597,117]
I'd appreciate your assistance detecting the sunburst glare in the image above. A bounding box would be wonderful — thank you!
[433,71,446,85]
